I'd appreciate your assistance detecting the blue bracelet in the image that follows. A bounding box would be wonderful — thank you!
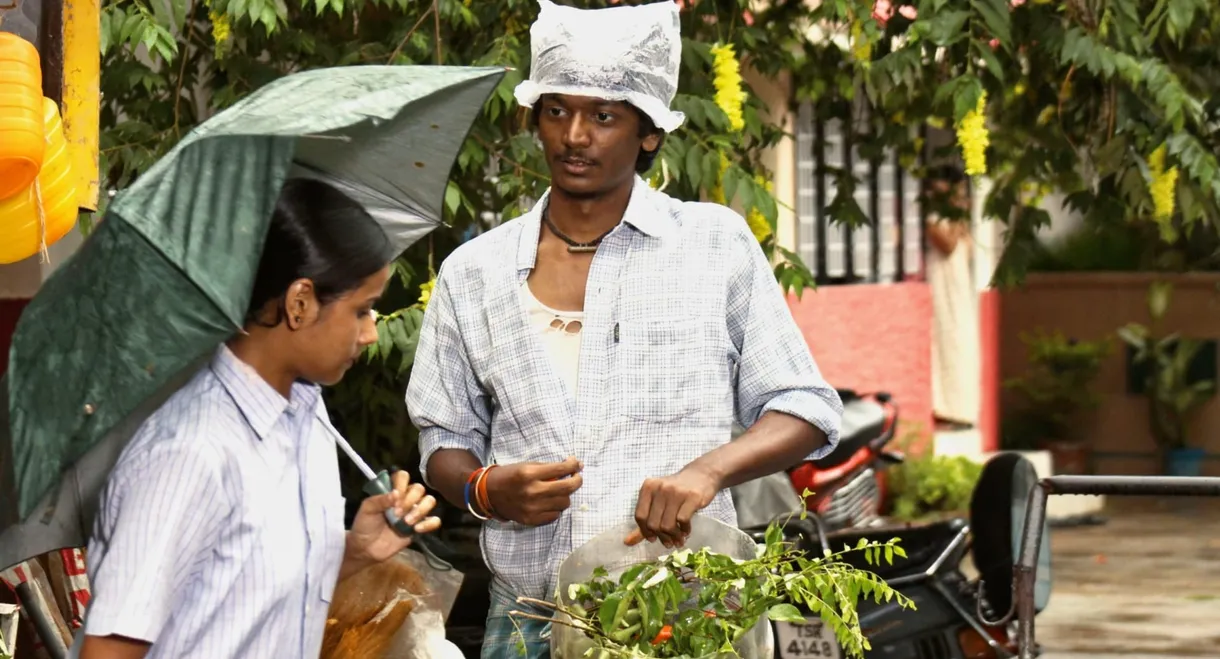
[465,474,489,521]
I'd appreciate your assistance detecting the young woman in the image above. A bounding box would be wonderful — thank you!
[74,178,440,659]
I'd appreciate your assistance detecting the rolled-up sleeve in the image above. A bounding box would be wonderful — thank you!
[727,228,842,460]
[84,442,231,643]
[405,263,491,485]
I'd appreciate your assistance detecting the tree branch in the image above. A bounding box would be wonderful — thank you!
[388,5,434,63]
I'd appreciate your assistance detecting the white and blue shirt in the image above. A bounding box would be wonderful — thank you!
[406,177,843,601]
[81,346,348,658]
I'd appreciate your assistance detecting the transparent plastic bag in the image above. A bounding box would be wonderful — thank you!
[550,515,773,659]
[513,0,685,132]
[322,546,464,659]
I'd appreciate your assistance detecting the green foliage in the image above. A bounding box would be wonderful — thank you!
[95,0,1220,494]
[887,453,983,522]
[1027,219,1220,274]
[1117,281,1217,450]
[1003,328,1113,446]
[96,0,822,498]
[791,0,1220,286]
[522,519,913,658]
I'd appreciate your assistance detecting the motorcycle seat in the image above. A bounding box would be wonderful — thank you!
[809,394,887,470]
[810,518,968,580]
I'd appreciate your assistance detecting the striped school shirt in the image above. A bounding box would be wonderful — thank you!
[79,345,348,658]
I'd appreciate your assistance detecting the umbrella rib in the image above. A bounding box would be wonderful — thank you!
[116,209,247,330]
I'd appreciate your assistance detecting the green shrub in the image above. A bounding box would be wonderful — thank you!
[887,454,984,522]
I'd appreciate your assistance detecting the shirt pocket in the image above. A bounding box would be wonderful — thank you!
[319,499,347,604]
[618,318,713,422]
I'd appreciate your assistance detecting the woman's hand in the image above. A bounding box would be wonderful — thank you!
[340,470,441,580]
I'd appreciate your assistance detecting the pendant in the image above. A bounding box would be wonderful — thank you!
[567,245,598,253]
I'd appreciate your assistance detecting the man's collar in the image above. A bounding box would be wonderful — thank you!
[211,345,320,440]
[515,176,674,271]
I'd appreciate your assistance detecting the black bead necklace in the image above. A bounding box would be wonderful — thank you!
[542,203,615,253]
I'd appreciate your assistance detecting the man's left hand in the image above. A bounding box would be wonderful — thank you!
[346,470,441,571]
[626,465,720,548]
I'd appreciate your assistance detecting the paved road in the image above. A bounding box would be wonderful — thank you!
[1042,654,1208,659]
[1034,498,1220,657]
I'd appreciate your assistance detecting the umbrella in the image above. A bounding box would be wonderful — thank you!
[0,64,506,571]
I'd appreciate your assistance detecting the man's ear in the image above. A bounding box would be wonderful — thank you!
[642,131,663,155]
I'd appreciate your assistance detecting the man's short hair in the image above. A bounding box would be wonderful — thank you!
[529,99,666,175]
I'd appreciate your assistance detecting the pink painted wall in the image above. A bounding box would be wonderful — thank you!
[787,282,934,447]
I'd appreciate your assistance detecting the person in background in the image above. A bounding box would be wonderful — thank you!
[405,2,842,657]
[925,164,981,431]
[76,179,441,659]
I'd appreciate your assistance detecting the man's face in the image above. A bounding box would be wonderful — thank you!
[536,94,661,198]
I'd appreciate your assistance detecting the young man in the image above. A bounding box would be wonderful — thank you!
[924,164,981,431]
[405,2,841,656]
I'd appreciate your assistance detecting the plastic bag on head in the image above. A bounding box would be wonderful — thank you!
[514,0,686,132]
[549,514,774,658]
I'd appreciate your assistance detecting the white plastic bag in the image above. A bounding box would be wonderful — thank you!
[550,515,773,659]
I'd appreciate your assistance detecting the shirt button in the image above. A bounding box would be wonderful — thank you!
[579,504,589,512]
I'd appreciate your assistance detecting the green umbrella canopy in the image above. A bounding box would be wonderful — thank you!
[5,64,505,522]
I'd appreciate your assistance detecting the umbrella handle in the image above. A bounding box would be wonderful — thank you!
[360,470,455,572]
[361,470,416,536]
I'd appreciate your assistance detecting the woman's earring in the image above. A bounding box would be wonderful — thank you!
[294,315,302,324]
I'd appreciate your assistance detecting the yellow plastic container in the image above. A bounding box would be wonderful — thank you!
[0,33,46,201]
[0,98,79,264]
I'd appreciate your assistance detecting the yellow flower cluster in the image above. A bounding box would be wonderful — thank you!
[746,175,774,244]
[204,0,231,51]
[955,92,989,177]
[710,43,746,132]
[418,276,436,309]
[1147,144,1178,226]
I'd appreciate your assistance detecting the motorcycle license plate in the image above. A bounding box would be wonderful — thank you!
[776,620,842,659]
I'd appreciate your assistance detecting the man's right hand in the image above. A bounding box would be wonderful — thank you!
[484,456,584,526]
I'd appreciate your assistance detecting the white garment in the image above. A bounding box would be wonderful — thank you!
[927,221,980,426]
[520,281,584,397]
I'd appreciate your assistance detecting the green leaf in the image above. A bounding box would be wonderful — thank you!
[952,77,984,123]
[722,165,741,205]
[975,41,1004,84]
[685,144,704,191]
[375,321,393,360]
[971,0,1012,45]
[1148,281,1173,321]
[444,181,461,217]
[926,10,971,46]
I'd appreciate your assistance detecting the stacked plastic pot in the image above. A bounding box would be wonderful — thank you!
[0,32,78,264]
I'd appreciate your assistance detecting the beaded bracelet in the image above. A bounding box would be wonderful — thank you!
[465,467,490,521]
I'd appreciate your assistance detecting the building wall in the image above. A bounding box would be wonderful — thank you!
[786,281,935,446]
[999,272,1220,475]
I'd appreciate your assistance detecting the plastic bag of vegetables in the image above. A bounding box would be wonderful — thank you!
[547,515,770,658]
[513,514,912,658]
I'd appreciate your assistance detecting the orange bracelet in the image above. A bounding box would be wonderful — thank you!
[465,467,490,521]
[476,464,502,521]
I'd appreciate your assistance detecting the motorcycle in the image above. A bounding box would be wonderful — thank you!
[741,452,1053,659]
[732,388,901,536]
[788,389,903,531]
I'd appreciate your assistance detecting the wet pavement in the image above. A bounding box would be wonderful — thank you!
[1035,498,1220,656]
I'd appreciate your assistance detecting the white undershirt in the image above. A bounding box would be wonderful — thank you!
[519,281,584,396]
